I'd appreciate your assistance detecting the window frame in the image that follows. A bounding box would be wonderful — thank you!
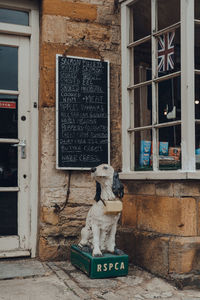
[120,0,198,180]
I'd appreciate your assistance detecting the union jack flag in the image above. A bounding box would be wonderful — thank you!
[158,31,175,72]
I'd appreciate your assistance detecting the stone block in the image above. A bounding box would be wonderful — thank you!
[40,154,68,188]
[169,237,200,274]
[41,207,59,225]
[155,181,174,197]
[173,182,200,197]
[42,0,97,22]
[40,187,68,206]
[123,181,155,196]
[121,195,137,227]
[39,237,59,261]
[40,107,55,156]
[68,187,97,205]
[137,196,197,236]
[116,228,169,277]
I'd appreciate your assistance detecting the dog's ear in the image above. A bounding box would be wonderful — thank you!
[94,181,101,202]
[112,171,124,199]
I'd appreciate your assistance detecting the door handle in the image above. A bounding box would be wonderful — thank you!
[12,139,26,159]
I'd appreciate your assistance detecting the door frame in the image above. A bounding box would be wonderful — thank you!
[0,0,39,258]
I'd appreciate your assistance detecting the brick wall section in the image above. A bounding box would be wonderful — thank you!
[39,0,122,260]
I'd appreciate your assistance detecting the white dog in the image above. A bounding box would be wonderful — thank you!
[78,164,124,257]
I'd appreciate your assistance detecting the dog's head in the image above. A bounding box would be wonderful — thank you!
[91,164,124,201]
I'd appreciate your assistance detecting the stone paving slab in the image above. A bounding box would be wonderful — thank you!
[0,259,200,299]
[0,259,49,280]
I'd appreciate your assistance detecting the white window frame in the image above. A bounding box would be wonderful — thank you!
[120,0,200,180]
[0,0,39,256]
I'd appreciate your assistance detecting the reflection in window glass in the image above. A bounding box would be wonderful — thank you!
[134,129,152,171]
[0,46,18,90]
[195,24,200,70]
[0,8,29,26]
[0,144,17,187]
[157,28,180,78]
[195,0,200,20]
[0,192,17,235]
[158,77,181,124]
[0,95,18,138]
[131,0,151,42]
[159,125,181,170]
[134,40,152,84]
[134,85,152,128]
[195,75,200,119]
[158,0,180,31]
[196,124,200,169]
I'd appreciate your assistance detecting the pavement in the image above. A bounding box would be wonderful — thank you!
[0,259,200,300]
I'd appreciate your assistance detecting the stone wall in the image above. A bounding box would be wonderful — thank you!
[38,0,122,260]
[117,180,200,278]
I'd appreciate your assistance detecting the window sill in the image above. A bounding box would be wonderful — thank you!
[119,170,200,180]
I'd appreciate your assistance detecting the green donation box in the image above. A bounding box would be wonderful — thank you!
[70,245,128,279]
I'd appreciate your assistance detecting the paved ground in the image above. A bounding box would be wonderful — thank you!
[0,259,200,299]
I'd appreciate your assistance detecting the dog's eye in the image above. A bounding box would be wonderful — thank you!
[103,166,108,170]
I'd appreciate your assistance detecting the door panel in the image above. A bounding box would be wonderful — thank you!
[0,34,30,252]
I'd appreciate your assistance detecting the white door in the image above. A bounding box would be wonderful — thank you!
[0,34,31,256]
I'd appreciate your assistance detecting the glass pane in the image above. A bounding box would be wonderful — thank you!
[195,0,200,20]
[158,77,181,123]
[134,40,152,84]
[131,0,151,42]
[159,125,181,170]
[158,0,180,31]
[0,144,17,187]
[196,123,200,169]
[195,24,200,70]
[195,75,200,119]
[0,46,18,90]
[157,28,180,78]
[134,129,152,171]
[0,8,29,26]
[0,95,18,138]
[0,192,17,235]
[134,85,152,127]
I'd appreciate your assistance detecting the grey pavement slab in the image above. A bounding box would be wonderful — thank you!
[0,259,200,299]
[0,259,49,280]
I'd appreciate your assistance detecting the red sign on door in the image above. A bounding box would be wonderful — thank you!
[0,101,16,109]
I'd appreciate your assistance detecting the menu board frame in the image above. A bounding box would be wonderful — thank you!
[56,55,110,170]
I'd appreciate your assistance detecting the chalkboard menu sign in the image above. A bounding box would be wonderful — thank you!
[56,55,110,169]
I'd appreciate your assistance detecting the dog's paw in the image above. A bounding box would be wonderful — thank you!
[92,249,103,257]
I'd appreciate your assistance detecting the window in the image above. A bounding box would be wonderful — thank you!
[121,0,197,179]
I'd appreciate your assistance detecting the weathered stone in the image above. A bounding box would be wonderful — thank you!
[40,187,68,206]
[137,196,197,236]
[68,187,96,204]
[40,107,55,156]
[39,237,59,261]
[155,181,174,197]
[42,0,97,22]
[123,181,156,196]
[169,237,200,274]
[121,194,137,227]
[173,182,200,197]
[40,207,59,225]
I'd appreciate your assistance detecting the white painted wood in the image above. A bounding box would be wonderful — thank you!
[121,4,131,172]
[0,89,19,95]
[0,22,31,36]
[0,138,19,143]
[181,0,195,171]
[0,236,19,251]
[0,0,39,257]
[0,187,19,192]
[151,0,158,171]
[119,171,187,180]
[29,7,39,258]
[0,250,30,258]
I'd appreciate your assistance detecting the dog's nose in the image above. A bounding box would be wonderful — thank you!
[91,167,96,173]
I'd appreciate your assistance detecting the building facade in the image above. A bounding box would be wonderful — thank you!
[0,0,200,281]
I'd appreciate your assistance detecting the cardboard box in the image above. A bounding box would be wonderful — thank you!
[140,140,151,154]
[169,147,181,161]
[139,152,150,167]
[159,142,169,156]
